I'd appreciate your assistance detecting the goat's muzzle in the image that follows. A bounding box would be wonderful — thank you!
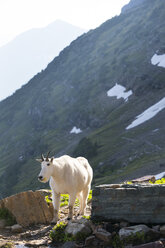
[38,176,43,181]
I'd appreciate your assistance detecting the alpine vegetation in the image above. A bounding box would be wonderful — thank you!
[36,152,93,224]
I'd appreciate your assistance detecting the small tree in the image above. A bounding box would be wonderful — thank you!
[73,137,98,159]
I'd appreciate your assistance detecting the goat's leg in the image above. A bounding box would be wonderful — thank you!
[51,191,60,224]
[82,185,90,216]
[77,192,83,216]
[68,193,76,220]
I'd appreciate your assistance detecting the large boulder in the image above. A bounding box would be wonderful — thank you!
[0,190,53,227]
[92,184,165,224]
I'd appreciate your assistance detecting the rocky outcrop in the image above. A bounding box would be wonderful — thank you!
[0,190,52,227]
[92,184,165,224]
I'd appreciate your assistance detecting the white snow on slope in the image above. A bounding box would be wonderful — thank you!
[70,126,82,134]
[155,171,165,180]
[107,83,133,102]
[126,97,165,130]
[151,54,165,68]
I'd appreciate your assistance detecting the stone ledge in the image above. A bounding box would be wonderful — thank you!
[92,184,165,224]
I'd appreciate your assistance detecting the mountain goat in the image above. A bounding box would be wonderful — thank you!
[36,152,93,223]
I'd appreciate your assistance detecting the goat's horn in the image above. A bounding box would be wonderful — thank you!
[41,154,44,161]
[46,151,51,161]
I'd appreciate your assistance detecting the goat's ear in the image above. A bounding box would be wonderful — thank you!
[36,159,42,163]
[50,157,54,163]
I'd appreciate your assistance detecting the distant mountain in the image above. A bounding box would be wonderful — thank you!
[0,0,165,198]
[0,20,86,101]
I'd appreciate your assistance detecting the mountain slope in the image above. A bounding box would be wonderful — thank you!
[0,20,86,101]
[0,0,165,198]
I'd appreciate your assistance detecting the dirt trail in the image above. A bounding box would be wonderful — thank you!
[0,204,91,247]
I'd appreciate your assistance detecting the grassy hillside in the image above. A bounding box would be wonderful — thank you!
[0,0,165,197]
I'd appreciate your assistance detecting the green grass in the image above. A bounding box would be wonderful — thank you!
[155,178,165,184]
[45,190,92,208]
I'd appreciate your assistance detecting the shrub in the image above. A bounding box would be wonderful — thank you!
[72,137,98,159]
[49,221,68,242]
[0,208,16,226]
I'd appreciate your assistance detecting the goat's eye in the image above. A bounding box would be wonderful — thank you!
[47,163,50,166]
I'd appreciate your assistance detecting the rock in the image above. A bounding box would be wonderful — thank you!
[74,244,84,248]
[11,224,23,233]
[88,221,96,232]
[160,238,165,245]
[119,224,150,240]
[61,241,76,248]
[104,222,114,233]
[133,240,164,248]
[152,225,160,232]
[65,222,91,237]
[92,184,165,224]
[25,239,47,247]
[132,175,155,183]
[73,217,90,226]
[20,232,32,238]
[85,235,96,246]
[119,224,160,245]
[0,190,53,227]
[0,219,6,229]
[36,189,51,197]
[113,223,120,232]
[160,225,165,236]
[15,243,29,248]
[148,229,161,240]
[5,226,11,230]
[120,221,130,228]
[94,227,112,242]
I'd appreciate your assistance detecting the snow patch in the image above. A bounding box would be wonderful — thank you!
[107,83,133,102]
[126,97,165,130]
[70,126,82,134]
[151,54,165,68]
[152,129,159,133]
[155,171,165,180]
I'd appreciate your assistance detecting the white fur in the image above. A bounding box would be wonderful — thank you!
[38,155,93,223]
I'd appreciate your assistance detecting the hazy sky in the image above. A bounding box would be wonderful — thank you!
[0,0,130,47]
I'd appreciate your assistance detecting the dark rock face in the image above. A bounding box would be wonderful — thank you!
[92,184,165,224]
